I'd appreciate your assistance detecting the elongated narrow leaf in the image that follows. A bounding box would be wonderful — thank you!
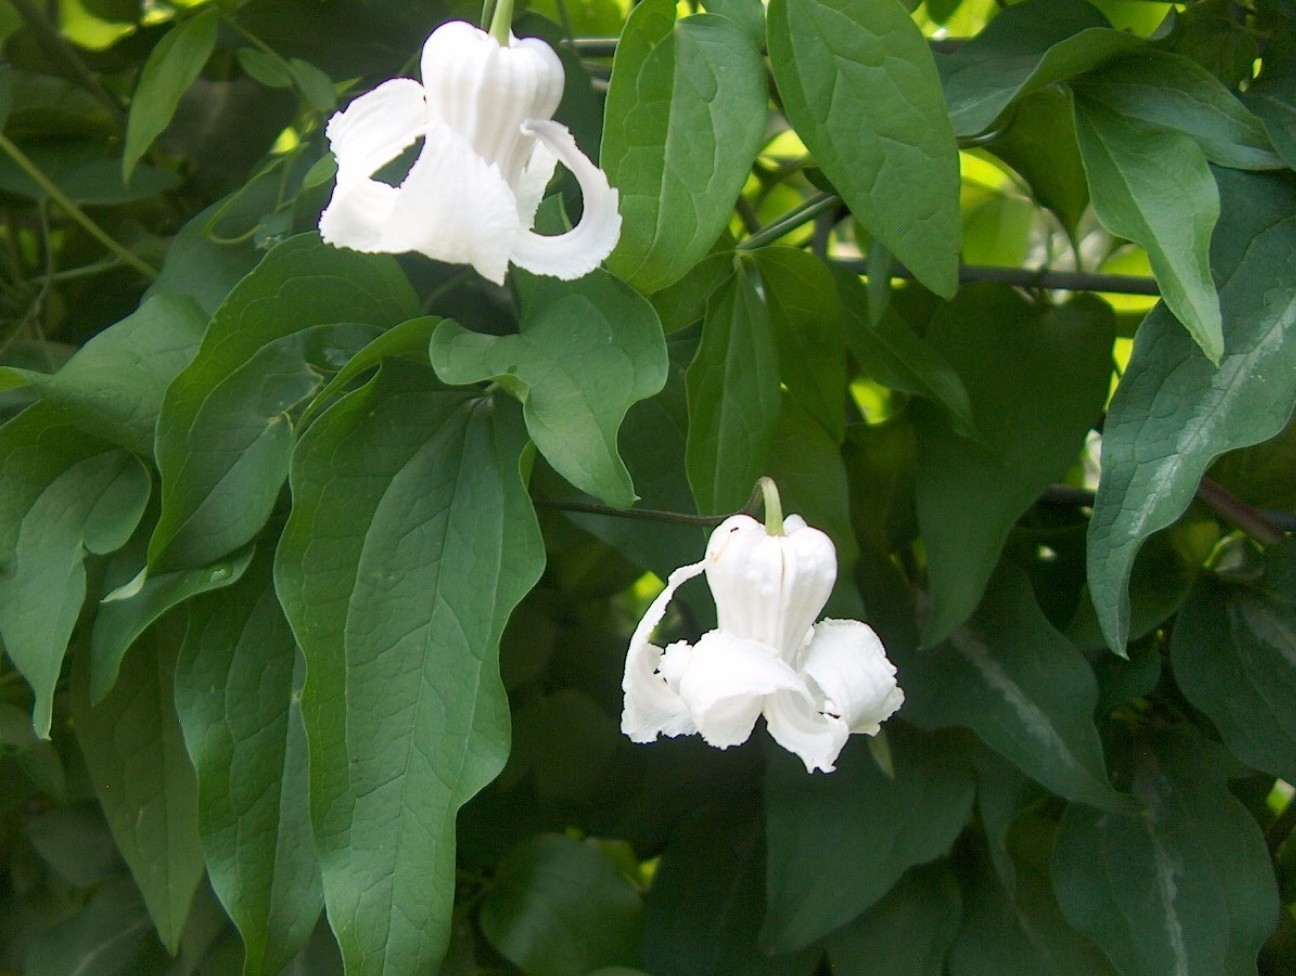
[430,270,667,508]
[71,618,205,954]
[1073,51,1281,170]
[833,267,976,439]
[935,0,1141,137]
[1170,542,1296,784]
[175,548,322,976]
[123,10,218,182]
[1053,729,1279,976]
[1074,98,1222,362]
[894,567,1130,813]
[0,404,151,737]
[0,295,207,458]
[914,286,1113,644]
[1088,175,1296,651]
[769,0,959,296]
[755,248,846,442]
[762,727,975,953]
[602,0,766,292]
[275,363,544,976]
[91,545,254,701]
[151,234,415,572]
[686,259,781,514]
[480,834,642,976]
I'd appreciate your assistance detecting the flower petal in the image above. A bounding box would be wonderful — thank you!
[319,78,427,251]
[378,120,521,285]
[801,619,904,735]
[763,687,850,773]
[678,630,803,749]
[621,559,707,742]
[510,119,621,280]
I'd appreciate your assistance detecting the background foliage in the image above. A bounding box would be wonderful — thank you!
[0,0,1295,973]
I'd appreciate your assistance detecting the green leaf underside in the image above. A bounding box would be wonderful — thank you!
[274,362,544,976]
[71,617,205,954]
[1074,97,1223,362]
[479,834,642,976]
[686,260,781,514]
[914,285,1114,645]
[989,88,1090,238]
[1052,730,1279,976]
[0,295,208,458]
[0,404,151,737]
[768,0,960,296]
[123,10,218,182]
[430,270,667,509]
[935,0,1142,138]
[175,548,323,976]
[1170,543,1296,784]
[895,566,1130,813]
[1072,50,1280,171]
[762,727,975,953]
[1088,185,1296,650]
[602,0,767,293]
[151,234,416,572]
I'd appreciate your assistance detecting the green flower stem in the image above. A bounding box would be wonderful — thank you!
[757,477,784,535]
[487,0,515,44]
[738,193,840,251]
[0,131,157,279]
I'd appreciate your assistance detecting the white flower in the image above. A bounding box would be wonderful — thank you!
[622,512,904,773]
[318,20,621,284]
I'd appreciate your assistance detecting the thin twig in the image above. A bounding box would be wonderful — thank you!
[537,498,728,526]
[9,0,125,127]
[738,192,840,251]
[836,258,1161,297]
[1196,476,1285,547]
[0,131,158,278]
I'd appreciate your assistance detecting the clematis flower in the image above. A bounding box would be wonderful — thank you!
[318,20,620,284]
[622,504,904,773]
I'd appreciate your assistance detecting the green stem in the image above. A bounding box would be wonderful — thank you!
[0,131,157,279]
[8,0,125,128]
[536,498,727,526]
[488,0,515,44]
[757,477,783,535]
[738,193,839,251]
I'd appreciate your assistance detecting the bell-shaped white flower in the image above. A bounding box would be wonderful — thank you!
[622,506,904,773]
[318,20,621,284]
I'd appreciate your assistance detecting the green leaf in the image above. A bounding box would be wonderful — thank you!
[0,295,207,458]
[479,834,643,976]
[235,47,294,88]
[1170,542,1296,784]
[825,863,962,976]
[755,248,847,442]
[0,405,151,737]
[288,58,335,111]
[22,876,157,976]
[1052,728,1279,976]
[686,259,781,514]
[91,545,255,702]
[834,266,977,440]
[1246,74,1296,171]
[990,88,1090,238]
[303,315,440,424]
[893,566,1131,813]
[1087,176,1296,651]
[1073,98,1222,362]
[648,253,735,335]
[762,727,975,953]
[949,826,1119,976]
[913,286,1113,644]
[643,807,819,976]
[430,271,667,509]
[769,0,960,296]
[71,617,205,954]
[175,547,323,976]
[274,363,545,976]
[935,0,1142,137]
[123,10,218,182]
[602,0,767,292]
[151,234,416,572]
[1072,50,1281,170]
